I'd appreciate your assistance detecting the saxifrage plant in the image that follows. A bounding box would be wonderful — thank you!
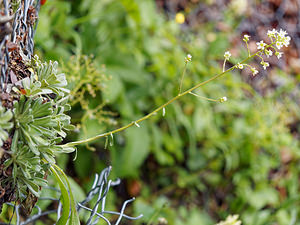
[0,23,291,225]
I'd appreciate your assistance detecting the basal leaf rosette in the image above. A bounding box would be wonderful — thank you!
[0,56,75,213]
[13,95,74,163]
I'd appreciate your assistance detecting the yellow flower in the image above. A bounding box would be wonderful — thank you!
[175,13,185,24]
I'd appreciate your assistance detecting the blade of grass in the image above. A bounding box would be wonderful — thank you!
[52,164,80,225]
[50,165,70,225]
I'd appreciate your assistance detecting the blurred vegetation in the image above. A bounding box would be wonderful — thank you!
[31,0,300,224]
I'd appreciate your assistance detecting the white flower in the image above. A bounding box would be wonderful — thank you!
[275,41,283,49]
[219,96,227,103]
[237,63,244,69]
[265,49,273,57]
[158,217,168,225]
[251,67,258,76]
[261,61,269,70]
[282,36,291,47]
[278,29,288,38]
[256,40,266,50]
[185,54,192,63]
[267,29,277,37]
[216,214,242,225]
[263,62,269,70]
[224,51,231,60]
[243,34,250,42]
[275,51,283,59]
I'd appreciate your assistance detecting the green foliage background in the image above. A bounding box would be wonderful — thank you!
[33,0,300,224]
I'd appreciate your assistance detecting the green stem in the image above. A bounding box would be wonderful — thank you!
[62,48,266,148]
[222,59,227,72]
[189,92,219,102]
[246,42,250,57]
[179,62,187,94]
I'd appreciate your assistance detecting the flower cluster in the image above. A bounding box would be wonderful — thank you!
[223,29,290,77]
[255,29,291,69]
[267,29,291,49]
[216,214,242,225]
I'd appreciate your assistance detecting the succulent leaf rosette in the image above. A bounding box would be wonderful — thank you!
[0,55,75,213]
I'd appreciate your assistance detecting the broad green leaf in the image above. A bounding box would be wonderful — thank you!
[114,123,150,177]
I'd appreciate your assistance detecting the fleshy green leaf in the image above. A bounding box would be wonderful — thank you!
[0,105,13,146]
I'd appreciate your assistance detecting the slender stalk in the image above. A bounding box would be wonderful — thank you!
[62,47,268,148]
[179,62,187,93]
[246,42,250,57]
[222,59,227,72]
[189,92,219,102]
